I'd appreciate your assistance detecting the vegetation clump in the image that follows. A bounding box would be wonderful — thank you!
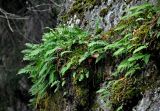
[110,78,142,110]
[96,3,160,110]
[18,25,91,106]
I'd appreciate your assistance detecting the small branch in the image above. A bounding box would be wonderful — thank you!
[27,8,51,12]
[0,8,28,32]
[5,13,14,32]
[28,3,52,8]
[0,8,14,32]
[0,15,28,20]
[50,0,63,7]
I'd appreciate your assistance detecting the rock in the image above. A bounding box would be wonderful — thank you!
[133,87,160,111]
[63,0,158,31]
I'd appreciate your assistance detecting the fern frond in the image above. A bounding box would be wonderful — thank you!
[133,45,147,54]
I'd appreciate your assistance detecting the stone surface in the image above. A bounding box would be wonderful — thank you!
[63,0,158,32]
[133,88,160,111]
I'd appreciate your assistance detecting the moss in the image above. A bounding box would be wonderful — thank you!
[132,24,150,43]
[125,0,132,4]
[72,78,90,111]
[99,8,109,17]
[37,92,65,111]
[108,78,142,110]
[69,2,84,15]
[75,85,88,105]
[61,0,103,23]
[69,0,97,15]
[60,15,69,23]
[91,102,103,111]
[109,71,160,110]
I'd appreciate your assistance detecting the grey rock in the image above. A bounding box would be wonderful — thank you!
[133,88,160,111]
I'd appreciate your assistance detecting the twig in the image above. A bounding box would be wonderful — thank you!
[0,15,28,20]
[28,4,52,8]
[50,0,63,7]
[0,8,28,32]
[0,8,14,32]
[27,8,51,12]
[5,13,14,32]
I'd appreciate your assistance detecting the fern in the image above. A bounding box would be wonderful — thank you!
[60,51,72,57]
[113,47,125,56]
[133,45,147,54]
[60,60,73,76]
[79,52,90,64]
[20,25,90,104]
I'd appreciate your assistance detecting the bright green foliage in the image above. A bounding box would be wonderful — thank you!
[19,25,90,102]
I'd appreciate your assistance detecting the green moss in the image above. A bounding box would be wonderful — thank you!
[69,0,96,15]
[108,72,160,111]
[35,92,65,111]
[132,24,149,43]
[60,15,69,23]
[47,92,66,111]
[72,79,90,110]
[69,2,84,15]
[125,0,132,4]
[91,103,102,111]
[61,0,102,23]
[99,8,109,17]
[108,78,142,110]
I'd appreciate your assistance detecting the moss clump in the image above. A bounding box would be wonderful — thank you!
[35,92,65,111]
[132,24,150,43]
[99,8,109,17]
[69,0,98,15]
[125,0,132,4]
[61,0,102,23]
[60,15,69,23]
[109,78,142,110]
[72,78,90,111]
[69,1,84,15]
[95,28,103,35]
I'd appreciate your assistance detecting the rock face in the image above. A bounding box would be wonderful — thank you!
[0,0,62,111]
[62,0,158,31]
[132,61,160,111]
[133,88,160,111]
